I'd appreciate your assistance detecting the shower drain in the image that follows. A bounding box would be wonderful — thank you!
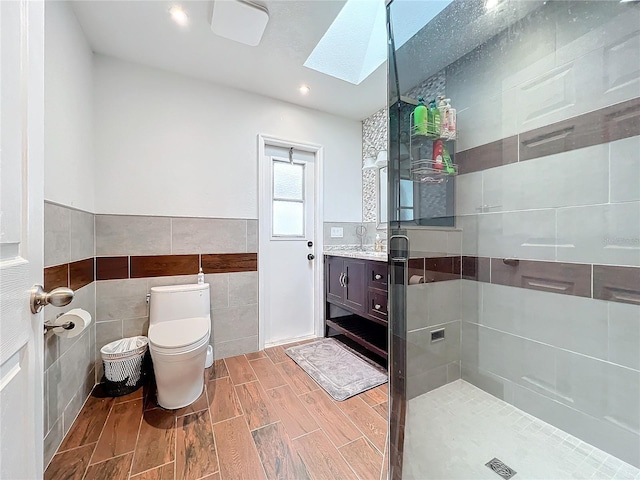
[485,458,517,479]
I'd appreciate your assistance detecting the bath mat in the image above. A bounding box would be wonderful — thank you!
[285,338,387,401]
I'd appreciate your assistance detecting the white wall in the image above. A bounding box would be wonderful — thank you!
[44,2,94,212]
[93,55,363,221]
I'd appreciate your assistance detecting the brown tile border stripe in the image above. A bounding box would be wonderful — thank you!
[96,256,129,281]
[130,254,199,278]
[456,98,640,174]
[459,255,640,306]
[201,253,258,274]
[456,136,519,174]
[424,257,460,283]
[44,263,69,291]
[69,258,95,291]
[593,264,640,305]
[491,258,591,298]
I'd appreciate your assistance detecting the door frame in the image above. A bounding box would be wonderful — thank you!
[257,134,324,349]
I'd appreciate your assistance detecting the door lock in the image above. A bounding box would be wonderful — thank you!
[307,254,315,260]
[307,241,313,248]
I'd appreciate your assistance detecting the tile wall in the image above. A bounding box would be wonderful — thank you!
[43,202,96,466]
[43,205,259,466]
[441,1,640,467]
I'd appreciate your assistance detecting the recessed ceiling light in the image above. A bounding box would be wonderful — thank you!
[169,6,189,26]
[299,85,310,95]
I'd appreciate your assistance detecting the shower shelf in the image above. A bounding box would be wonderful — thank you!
[410,158,458,183]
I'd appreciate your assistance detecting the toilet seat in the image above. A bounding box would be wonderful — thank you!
[148,316,210,354]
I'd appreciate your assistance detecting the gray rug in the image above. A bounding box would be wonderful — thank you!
[285,338,387,401]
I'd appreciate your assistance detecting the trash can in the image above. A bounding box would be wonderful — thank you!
[100,336,149,397]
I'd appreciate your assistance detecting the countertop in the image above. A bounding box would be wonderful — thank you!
[323,250,387,261]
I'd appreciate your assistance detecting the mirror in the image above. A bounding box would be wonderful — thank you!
[376,167,387,228]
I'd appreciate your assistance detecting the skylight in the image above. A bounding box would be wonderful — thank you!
[304,0,453,85]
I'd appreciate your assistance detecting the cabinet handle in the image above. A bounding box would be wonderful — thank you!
[339,273,345,287]
[375,274,382,280]
[374,304,381,310]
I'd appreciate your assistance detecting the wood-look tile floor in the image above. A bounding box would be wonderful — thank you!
[45,340,389,480]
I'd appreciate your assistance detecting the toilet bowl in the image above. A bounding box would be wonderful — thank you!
[148,283,211,410]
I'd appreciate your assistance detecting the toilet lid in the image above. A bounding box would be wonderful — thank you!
[148,316,210,349]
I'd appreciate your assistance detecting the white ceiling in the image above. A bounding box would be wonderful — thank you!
[70,0,387,120]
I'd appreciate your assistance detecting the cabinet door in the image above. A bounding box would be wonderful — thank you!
[325,256,345,304]
[344,259,366,313]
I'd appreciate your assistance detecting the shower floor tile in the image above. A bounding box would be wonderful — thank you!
[404,380,640,480]
[45,339,389,480]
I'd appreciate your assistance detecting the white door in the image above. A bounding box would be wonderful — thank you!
[259,137,323,347]
[0,0,45,477]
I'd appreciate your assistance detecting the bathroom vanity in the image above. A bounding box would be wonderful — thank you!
[324,252,388,360]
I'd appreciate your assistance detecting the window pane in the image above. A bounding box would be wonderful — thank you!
[274,162,304,200]
[273,201,304,236]
[400,179,414,207]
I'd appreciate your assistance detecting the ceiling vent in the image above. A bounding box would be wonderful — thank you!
[210,0,269,47]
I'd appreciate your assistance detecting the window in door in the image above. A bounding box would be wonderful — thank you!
[272,158,305,238]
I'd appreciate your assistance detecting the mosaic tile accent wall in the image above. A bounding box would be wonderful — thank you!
[361,71,446,224]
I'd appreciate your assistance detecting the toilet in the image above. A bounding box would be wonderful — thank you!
[148,283,211,410]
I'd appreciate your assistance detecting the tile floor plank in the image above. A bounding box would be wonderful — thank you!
[213,416,267,480]
[131,408,176,475]
[206,377,243,423]
[251,422,310,480]
[113,388,144,404]
[339,438,383,480]
[225,355,257,385]
[176,410,219,480]
[235,381,279,431]
[300,390,362,448]
[372,401,388,420]
[84,452,133,480]
[264,346,288,364]
[250,358,287,390]
[44,443,95,480]
[90,399,143,464]
[207,359,229,381]
[59,395,114,451]
[337,396,387,453]
[266,385,319,439]
[275,359,319,395]
[246,351,267,360]
[130,462,175,480]
[360,385,388,407]
[293,430,359,480]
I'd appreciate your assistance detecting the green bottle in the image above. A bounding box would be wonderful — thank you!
[414,97,428,135]
[430,100,441,136]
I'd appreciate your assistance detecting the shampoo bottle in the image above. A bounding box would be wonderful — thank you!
[430,100,441,137]
[438,96,448,138]
[446,99,456,140]
[414,97,428,135]
[433,139,444,171]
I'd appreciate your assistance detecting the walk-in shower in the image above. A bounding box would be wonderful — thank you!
[386,1,640,478]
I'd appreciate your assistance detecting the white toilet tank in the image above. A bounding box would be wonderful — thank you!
[149,283,210,325]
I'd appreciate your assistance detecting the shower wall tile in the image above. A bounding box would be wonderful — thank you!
[96,215,171,256]
[477,209,557,261]
[407,364,449,400]
[555,350,640,437]
[458,215,479,256]
[556,202,640,266]
[45,202,71,267]
[407,281,461,332]
[610,135,640,203]
[482,144,609,212]
[461,363,515,404]
[455,137,519,175]
[69,207,95,262]
[171,217,248,254]
[608,302,640,371]
[479,284,608,360]
[512,384,640,468]
[593,264,640,306]
[407,320,461,376]
[454,172,483,216]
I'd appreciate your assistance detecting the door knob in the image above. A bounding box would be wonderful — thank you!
[307,254,315,260]
[30,285,74,314]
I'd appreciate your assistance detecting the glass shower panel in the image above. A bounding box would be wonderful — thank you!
[386,1,640,479]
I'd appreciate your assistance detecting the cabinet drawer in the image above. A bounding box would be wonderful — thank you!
[368,262,388,289]
[368,289,388,320]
